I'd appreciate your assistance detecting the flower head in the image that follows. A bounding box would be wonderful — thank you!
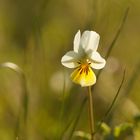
[61,30,106,87]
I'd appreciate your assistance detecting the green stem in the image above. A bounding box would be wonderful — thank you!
[88,86,94,140]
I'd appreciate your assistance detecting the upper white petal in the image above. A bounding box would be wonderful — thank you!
[89,51,106,69]
[61,51,79,68]
[80,31,100,52]
[74,30,81,53]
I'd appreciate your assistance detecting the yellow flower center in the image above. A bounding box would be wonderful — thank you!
[70,61,96,87]
[78,63,90,75]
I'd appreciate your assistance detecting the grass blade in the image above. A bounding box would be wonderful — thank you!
[60,97,87,140]
[105,7,129,60]
[123,62,140,96]
[94,69,126,135]
[96,7,129,80]
[0,62,29,140]
[68,97,87,140]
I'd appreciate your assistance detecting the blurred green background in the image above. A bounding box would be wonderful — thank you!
[0,0,140,140]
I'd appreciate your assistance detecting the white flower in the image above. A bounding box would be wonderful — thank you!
[61,30,106,87]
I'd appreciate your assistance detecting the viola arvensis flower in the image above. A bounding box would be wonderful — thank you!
[61,30,106,87]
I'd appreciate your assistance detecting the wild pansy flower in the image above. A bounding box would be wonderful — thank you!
[61,30,106,87]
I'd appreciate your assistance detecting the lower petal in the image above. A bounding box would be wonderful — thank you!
[70,67,96,87]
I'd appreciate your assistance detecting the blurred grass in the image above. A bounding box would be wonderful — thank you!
[0,62,28,139]
[0,0,139,140]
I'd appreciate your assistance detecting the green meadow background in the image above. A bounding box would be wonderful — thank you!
[0,0,140,139]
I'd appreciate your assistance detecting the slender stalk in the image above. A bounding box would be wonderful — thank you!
[88,86,94,140]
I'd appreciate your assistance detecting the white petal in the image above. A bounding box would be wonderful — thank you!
[89,51,106,69]
[74,30,81,53]
[80,31,100,52]
[61,51,79,68]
